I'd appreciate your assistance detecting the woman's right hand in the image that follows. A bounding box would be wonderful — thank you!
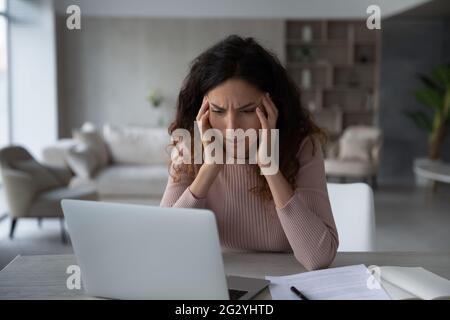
[189,96,223,199]
[196,96,212,149]
[195,96,224,166]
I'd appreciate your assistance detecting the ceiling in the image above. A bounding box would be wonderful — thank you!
[392,0,450,17]
[54,0,433,19]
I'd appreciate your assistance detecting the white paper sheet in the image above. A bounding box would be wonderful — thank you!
[265,264,390,300]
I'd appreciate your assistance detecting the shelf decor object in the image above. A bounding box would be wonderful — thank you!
[301,24,313,42]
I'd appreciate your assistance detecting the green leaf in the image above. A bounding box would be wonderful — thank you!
[415,88,443,111]
[405,110,433,133]
[418,73,444,93]
[431,65,450,88]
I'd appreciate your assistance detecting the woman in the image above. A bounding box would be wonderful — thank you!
[161,35,339,271]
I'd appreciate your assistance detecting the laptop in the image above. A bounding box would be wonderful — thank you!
[61,199,270,300]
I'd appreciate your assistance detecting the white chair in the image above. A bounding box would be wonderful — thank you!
[327,183,376,252]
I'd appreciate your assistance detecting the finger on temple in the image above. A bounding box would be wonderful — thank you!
[197,97,209,118]
[256,108,268,129]
[262,95,276,119]
[200,110,210,130]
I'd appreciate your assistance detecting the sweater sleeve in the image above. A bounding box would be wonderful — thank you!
[160,164,206,208]
[276,136,339,271]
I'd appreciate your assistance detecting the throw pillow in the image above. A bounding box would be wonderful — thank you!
[102,124,170,165]
[338,138,372,162]
[72,123,110,168]
[65,145,99,179]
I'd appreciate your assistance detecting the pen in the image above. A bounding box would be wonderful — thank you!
[290,286,309,300]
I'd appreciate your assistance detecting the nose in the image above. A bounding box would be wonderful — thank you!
[225,112,237,130]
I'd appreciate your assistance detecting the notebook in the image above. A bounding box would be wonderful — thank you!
[265,264,450,300]
[373,266,450,300]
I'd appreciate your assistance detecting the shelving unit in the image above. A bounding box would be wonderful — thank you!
[285,20,380,138]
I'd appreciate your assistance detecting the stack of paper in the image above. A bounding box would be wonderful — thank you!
[265,264,390,300]
[266,264,450,300]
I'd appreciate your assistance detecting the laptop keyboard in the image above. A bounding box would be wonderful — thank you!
[228,289,248,300]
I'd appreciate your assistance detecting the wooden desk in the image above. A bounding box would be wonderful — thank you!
[0,251,449,299]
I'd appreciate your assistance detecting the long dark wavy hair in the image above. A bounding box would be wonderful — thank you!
[168,34,326,199]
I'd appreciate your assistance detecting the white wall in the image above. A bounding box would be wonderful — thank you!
[57,17,285,136]
[9,0,58,160]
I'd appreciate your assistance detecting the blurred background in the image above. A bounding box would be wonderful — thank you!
[0,0,449,268]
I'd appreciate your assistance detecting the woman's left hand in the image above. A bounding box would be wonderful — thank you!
[255,92,278,172]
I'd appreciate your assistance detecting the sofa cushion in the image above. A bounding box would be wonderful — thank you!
[325,158,376,177]
[29,186,98,217]
[338,137,372,162]
[41,138,78,168]
[102,124,170,165]
[69,164,169,197]
[66,145,100,179]
[73,123,110,168]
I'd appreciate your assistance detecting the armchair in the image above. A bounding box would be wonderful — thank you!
[0,145,98,241]
[324,126,382,188]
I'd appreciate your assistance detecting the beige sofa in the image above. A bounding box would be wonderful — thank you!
[42,123,171,204]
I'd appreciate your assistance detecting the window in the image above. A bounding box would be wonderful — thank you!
[0,0,8,149]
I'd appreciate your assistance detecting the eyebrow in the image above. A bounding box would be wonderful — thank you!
[210,102,257,110]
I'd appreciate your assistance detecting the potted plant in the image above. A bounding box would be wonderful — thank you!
[146,88,166,126]
[406,64,450,160]
[405,64,450,186]
[147,88,164,108]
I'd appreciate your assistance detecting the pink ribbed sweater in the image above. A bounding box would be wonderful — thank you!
[160,137,339,270]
